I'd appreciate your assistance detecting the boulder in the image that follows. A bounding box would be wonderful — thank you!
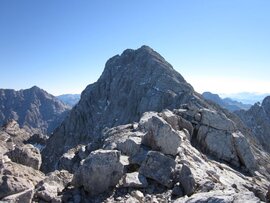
[0,175,34,199]
[200,108,235,132]
[72,149,124,196]
[139,151,176,187]
[35,169,73,202]
[139,112,182,156]
[179,164,196,196]
[160,109,193,136]
[122,172,148,188]
[1,189,33,203]
[6,144,42,170]
[232,132,257,171]
[197,126,240,167]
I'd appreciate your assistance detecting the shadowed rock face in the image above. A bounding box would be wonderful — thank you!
[42,45,210,172]
[236,96,270,152]
[0,86,70,135]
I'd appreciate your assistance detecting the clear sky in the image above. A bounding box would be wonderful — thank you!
[0,0,269,95]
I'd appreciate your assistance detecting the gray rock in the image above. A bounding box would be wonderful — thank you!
[1,189,33,203]
[122,172,148,188]
[197,126,240,166]
[232,132,257,171]
[179,164,196,196]
[42,45,200,172]
[160,109,194,137]
[139,151,176,187]
[200,108,235,132]
[6,144,42,170]
[0,86,70,135]
[236,96,270,152]
[0,175,34,199]
[139,112,182,156]
[72,149,124,196]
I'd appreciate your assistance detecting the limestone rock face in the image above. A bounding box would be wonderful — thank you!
[42,45,200,172]
[236,96,270,152]
[72,149,124,196]
[0,86,70,135]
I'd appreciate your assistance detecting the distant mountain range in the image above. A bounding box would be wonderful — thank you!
[0,86,70,134]
[57,94,80,107]
[202,92,251,112]
[219,92,270,105]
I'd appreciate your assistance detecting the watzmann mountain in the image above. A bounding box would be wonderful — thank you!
[1,46,270,202]
[0,86,70,134]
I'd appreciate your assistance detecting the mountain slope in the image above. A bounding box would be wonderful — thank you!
[42,45,212,172]
[236,96,270,152]
[202,91,251,112]
[0,86,70,134]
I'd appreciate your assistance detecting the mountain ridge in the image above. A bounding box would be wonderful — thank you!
[0,86,70,134]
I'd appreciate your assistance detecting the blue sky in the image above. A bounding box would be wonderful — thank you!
[0,0,269,95]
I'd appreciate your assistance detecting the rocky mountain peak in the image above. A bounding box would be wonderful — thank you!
[42,46,203,172]
[99,45,187,86]
[0,86,70,134]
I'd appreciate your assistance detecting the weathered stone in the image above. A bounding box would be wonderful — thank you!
[236,96,270,152]
[0,175,34,199]
[200,108,235,131]
[139,151,176,187]
[1,188,33,203]
[233,132,257,171]
[42,46,198,172]
[0,86,70,135]
[179,164,196,196]
[6,144,42,170]
[140,112,182,156]
[72,149,124,196]
[122,172,148,188]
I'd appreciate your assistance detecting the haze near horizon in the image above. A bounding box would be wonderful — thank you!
[0,1,269,95]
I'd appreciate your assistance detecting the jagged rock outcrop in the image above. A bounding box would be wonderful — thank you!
[0,86,70,135]
[64,108,269,202]
[236,96,270,152]
[42,45,210,172]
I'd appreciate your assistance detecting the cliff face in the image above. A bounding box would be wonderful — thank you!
[0,86,70,135]
[236,96,270,152]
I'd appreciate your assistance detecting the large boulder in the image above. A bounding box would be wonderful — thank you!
[6,144,42,170]
[72,149,124,196]
[179,164,196,196]
[139,151,176,187]
[232,132,257,171]
[139,112,182,156]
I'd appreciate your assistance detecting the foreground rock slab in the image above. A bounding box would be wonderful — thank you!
[139,151,176,188]
[72,149,124,196]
